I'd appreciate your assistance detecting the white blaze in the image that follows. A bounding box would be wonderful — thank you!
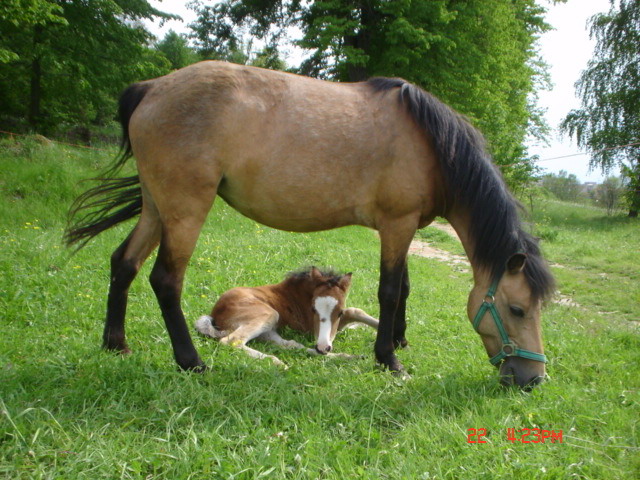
[314,296,338,351]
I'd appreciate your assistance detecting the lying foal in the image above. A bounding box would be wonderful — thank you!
[195,267,379,366]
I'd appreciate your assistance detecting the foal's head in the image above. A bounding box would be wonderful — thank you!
[307,267,352,354]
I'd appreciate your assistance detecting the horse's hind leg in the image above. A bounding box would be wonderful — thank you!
[104,208,160,352]
[149,217,210,371]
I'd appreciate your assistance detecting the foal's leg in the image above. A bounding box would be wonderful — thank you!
[338,308,380,330]
[376,217,417,373]
[104,206,160,353]
[259,331,360,359]
[218,310,285,366]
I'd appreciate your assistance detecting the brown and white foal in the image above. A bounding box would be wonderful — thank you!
[195,267,379,366]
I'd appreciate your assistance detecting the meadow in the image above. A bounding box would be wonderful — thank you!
[1,137,638,479]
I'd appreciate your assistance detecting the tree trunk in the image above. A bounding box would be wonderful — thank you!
[343,1,375,82]
[28,26,43,128]
[29,57,42,127]
[628,162,640,218]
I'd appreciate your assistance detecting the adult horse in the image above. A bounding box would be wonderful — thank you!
[66,61,554,388]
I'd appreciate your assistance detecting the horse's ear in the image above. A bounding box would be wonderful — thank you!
[310,266,322,280]
[339,272,352,290]
[506,253,527,274]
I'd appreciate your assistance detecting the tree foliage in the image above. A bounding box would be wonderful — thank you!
[561,0,640,217]
[0,0,175,133]
[156,30,200,70]
[540,170,582,202]
[188,0,557,188]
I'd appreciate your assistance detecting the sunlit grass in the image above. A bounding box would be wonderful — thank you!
[1,138,638,479]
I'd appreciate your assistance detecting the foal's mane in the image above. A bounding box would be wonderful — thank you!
[286,267,345,288]
[368,78,555,302]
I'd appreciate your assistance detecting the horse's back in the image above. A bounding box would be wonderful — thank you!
[128,61,442,232]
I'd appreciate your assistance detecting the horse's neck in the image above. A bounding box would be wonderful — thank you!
[271,279,315,332]
[446,210,491,287]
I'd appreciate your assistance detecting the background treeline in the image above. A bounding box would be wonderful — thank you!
[539,171,625,215]
[3,0,638,214]
[0,0,555,185]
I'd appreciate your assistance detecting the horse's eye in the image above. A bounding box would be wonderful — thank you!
[509,306,525,318]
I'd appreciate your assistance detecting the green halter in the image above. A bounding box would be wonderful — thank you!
[472,277,547,366]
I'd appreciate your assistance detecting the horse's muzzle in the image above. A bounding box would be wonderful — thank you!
[499,357,545,391]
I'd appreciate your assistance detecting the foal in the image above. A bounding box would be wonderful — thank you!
[195,267,379,366]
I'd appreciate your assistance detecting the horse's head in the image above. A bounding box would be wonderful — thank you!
[309,267,352,354]
[467,253,547,390]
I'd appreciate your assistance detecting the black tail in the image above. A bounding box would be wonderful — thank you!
[64,82,151,249]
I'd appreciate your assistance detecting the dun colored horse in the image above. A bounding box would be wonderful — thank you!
[66,61,555,389]
[194,267,379,366]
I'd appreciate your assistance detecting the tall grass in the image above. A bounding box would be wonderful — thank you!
[1,137,638,479]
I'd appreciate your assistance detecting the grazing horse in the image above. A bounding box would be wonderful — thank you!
[194,267,379,366]
[65,61,555,389]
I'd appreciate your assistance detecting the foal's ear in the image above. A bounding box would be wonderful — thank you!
[506,253,527,274]
[339,272,353,290]
[310,266,322,280]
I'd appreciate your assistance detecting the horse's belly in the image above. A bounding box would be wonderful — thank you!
[217,176,369,232]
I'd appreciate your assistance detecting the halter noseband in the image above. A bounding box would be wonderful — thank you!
[472,277,547,366]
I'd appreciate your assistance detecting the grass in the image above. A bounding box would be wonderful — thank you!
[1,136,639,479]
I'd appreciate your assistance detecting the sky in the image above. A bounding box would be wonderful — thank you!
[146,0,615,183]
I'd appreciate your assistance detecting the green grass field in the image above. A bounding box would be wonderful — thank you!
[1,137,639,479]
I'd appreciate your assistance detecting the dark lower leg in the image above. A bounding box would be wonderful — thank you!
[103,239,138,353]
[375,260,406,372]
[393,264,410,349]
[150,255,205,372]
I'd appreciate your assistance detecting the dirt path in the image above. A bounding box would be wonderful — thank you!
[409,223,469,271]
[409,222,578,307]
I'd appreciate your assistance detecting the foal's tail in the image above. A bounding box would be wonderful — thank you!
[195,315,225,339]
[64,82,151,249]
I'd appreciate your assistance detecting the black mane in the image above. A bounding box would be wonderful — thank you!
[286,267,345,288]
[368,77,555,302]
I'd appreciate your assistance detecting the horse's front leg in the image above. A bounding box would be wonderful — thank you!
[376,219,417,373]
[393,263,410,349]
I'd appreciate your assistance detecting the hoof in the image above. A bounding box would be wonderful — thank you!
[391,369,412,381]
[394,338,409,349]
[102,341,132,355]
[177,358,207,373]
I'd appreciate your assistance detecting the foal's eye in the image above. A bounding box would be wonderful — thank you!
[509,306,525,318]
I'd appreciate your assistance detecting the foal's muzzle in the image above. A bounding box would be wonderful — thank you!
[315,345,332,354]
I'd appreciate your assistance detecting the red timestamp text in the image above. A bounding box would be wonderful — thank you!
[466,428,563,444]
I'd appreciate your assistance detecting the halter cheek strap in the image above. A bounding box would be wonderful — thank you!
[472,278,547,366]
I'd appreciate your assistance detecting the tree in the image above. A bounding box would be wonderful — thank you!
[561,0,640,217]
[155,30,200,70]
[0,0,175,133]
[597,176,623,215]
[540,170,582,202]
[188,0,559,188]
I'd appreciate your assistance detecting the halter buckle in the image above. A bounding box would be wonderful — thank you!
[501,343,517,356]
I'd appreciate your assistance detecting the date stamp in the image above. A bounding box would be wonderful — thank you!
[467,428,563,444]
